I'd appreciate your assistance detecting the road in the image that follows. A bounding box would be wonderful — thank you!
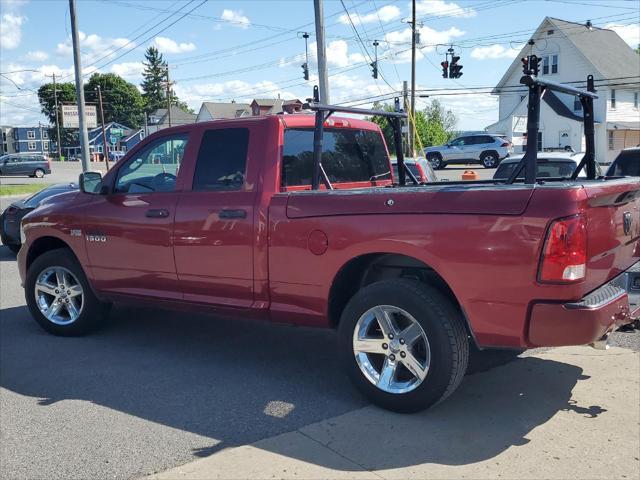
[0,161,494,186]
[0,161,108,186]
[1,193,638,479]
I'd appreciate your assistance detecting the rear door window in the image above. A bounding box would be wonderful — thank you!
[282,128,390,186]
[193,128,249,191]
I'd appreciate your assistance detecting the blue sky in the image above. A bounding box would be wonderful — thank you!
[1,0,638,130]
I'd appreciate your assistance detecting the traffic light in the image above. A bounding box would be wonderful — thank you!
[441,60,449,78]
[449,56,463,79]
[371,60,378,79]
[302,62,309,81]
[521,55,539,76]
[529,55,539,76]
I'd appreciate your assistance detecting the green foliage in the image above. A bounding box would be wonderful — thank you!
[141,46,168,114]
[85,73,145,128]
[369,102,397,154]
[369,99,458,155]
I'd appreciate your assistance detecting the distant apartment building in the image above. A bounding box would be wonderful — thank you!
[0,125,54,155]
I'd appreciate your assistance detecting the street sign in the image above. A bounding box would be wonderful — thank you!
[110,128,124,138]
[61,104,97,128]
[109,135,118,145]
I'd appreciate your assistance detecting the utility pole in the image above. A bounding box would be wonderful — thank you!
[50,73,62,161]
[410,0,417,157]
[69,0,90,172]
[313,0,330,103]
[403,80,409,156]
[95,85,110,170]
[165,67,172,127]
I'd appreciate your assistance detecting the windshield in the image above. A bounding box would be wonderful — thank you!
[282,128,391,186]
[607,151,640,176]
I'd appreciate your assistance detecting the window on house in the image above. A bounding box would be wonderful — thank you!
[542,56,549,75]
[634,92,638,109]
[608,130,614,150]
[28,141,36,151]
[611,89,616,109]
[542,55,558,75]
[42,131,48,139]
[551,55,558,74]
[574,96,582,111]
[43,141,49,150]
[97,145,103,153]
[27,130,36,139]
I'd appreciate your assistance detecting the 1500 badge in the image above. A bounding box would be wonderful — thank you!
[86,234,107,242]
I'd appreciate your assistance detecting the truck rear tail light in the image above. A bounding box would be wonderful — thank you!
[539,214,587,283]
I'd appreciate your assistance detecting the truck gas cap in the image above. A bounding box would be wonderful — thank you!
[308,230,329,255]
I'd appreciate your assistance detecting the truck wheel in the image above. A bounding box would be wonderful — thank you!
[34,168,45,178]
[480,152,499,168]
[25,248,109,336]
[427,154,444,170]
[339,278,468,413]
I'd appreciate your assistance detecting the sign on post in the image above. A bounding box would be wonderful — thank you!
[109,135,118,145]
[61,104,98,128]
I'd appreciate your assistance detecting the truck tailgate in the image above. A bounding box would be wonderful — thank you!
[584,178,640,287]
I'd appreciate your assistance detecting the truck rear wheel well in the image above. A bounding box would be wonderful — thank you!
[328,253,463,329]
[26,236,73,271]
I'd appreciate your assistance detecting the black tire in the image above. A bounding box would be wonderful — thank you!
[34,168,45,178]
[480,151,499,168]
[427,153,444,170]
[338,278,469,413]
[466,345,524,375]
[8,244,21,254]
[25,248,109,336]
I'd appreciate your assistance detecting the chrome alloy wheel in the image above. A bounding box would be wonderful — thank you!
[34,266,84,325]
[353,305,431,394]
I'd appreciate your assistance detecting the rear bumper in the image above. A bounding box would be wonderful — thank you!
[528,262,640,347]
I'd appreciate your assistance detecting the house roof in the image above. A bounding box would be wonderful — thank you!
[199,102,251,119]
[149,106,196,126]
[283,99,302,105]
[493,17,640,91]
[251,99,279,107]
[122,129,144,142]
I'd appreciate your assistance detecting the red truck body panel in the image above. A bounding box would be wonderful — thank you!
[18,114,640,350]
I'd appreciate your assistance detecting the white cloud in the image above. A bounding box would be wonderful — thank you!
[221,9,250,29]
[110,62,145,78]
[25,50,49,61]
[152,36,196,54]
[338,5,401,25]
[415,0,476,18]
[383,25,465,63]
[605,23,640,48]
[281,40,366,69]
[55,32,132,64]
[0,13,25,49]
[470,44,520,60]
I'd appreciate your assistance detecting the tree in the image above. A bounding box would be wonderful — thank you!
[416,99,458,149]
[141,46,168,114]
[369,102,397,154]
[37,81,78,150]
[85,73,145,128]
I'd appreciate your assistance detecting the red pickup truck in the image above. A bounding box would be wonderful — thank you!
[18,77,640,412]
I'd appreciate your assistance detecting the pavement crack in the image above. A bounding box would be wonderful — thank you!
[297,429,385,479]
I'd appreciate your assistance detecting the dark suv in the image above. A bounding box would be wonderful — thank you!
[0,153,51,178]
[606,147,640,177]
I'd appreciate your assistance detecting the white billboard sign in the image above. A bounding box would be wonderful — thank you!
[62,104,98,128]
[512,116,527,133]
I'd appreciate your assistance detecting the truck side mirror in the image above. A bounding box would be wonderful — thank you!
[79,171,104,194]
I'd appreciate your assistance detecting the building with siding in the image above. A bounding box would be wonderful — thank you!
[486,17,640,162]
[0,125,54,155]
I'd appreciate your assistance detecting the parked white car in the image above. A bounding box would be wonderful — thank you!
[493,152,602,179]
